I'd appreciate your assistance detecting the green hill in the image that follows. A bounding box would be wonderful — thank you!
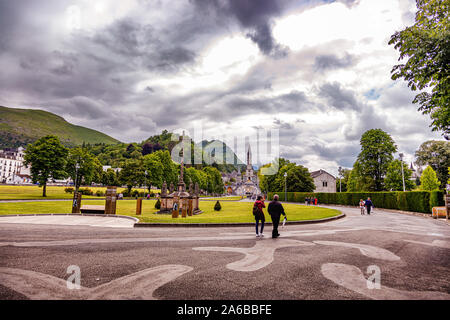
[0,106,121,148]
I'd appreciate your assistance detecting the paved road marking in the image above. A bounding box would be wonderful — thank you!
[0,265,193,300]
[314,241,401,261]
[321,263,450,300]
[193,239,314,272]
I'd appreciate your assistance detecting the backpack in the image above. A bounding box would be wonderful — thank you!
[253,205,259,216]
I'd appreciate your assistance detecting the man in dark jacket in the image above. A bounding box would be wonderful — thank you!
[268,194,286,238]
[365,197,374,215]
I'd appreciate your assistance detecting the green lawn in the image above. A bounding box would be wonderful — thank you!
[202,196,244,201]
[0,185,157,200]
[0,200,341,223]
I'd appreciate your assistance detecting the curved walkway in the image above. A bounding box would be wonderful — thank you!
[0,205,448,300]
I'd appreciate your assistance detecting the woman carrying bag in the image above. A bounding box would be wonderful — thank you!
[253,196,266,237]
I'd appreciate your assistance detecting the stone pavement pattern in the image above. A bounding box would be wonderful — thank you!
[0,206,449,300]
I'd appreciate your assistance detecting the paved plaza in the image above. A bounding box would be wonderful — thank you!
[0,205,449,300]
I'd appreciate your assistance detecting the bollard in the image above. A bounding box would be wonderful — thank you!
[72,192,82,214]
[136,198,142,215]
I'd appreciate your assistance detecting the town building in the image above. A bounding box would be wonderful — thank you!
[0,147,32,184]
[311,169,336,193]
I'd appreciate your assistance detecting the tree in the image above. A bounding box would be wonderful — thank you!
[203,166,224,194]
[356,129,397,191]
[119,159,144,194]
[415,140,450,188]
[385,160,416,191]
[142,153,164,192]
[420,165,441,190]
[258,158,291,192]
[347,161,375,192]
[389,0,450,136]
[101,168,120,186]
[66,147,103,190]
[272,163,315,192]
[23,135,69,197]
[152,150,178,185]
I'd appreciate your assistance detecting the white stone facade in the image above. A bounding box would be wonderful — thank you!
[311,169,336,193]
[0,147,32,184]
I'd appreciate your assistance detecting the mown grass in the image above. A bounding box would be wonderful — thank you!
[0,185,156,200]
[0,199,341,223]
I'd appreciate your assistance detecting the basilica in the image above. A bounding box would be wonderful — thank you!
[222,146,261,197]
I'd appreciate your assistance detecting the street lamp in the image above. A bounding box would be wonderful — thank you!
[145,170,148,197]
[72,163,80,212]
[74,163,80,192]
[399,153,406,192]
[284,172,287,202]
[339,166,342,193]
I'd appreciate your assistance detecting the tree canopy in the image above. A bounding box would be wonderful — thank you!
[389,0,450,136]
[415,140,450,188]
[384,159,415,191]
[420,165,441,190]
[356,129,397,191]
[23,135,69,196]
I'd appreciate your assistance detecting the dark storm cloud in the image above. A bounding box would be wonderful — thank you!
[307,142,360,167]
[191,0,291,57]
[224,90,311,116]
[318,82,361,111]
[314,53,355,71]
[92,18,197,73]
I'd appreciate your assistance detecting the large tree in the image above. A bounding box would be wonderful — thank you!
[356,129,397,191]
[119,159,145,194]
[415,140,450,188]
[389,0,450,137]
[276,164,315,192]
[66,147,103,190]
[23,135,69,197]
[384,160,416,191]
[142,153,164,192]
[347,160,375,192]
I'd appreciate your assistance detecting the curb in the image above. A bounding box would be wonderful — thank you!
[133,213,345,228]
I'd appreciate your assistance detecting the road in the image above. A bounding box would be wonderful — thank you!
[0,205,449,300]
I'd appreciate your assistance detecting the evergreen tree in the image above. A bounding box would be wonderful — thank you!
[420,165,441,190]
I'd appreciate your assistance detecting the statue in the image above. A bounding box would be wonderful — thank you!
[161,181,167,197]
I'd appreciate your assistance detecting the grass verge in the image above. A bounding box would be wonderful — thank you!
[0,200,341,224]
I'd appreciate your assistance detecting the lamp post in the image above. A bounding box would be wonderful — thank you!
[145,170,148,197]
[284,172,287,202]
[72,163,80,212]
[399,153,406,192]
[339,166,342,193]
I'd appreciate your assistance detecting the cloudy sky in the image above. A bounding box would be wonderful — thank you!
[0,0,443,176]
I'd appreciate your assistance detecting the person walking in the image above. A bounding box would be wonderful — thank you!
[253,195,266,237]
[365,197,374,215]
[359,199,365,215]
[268,194,286,239]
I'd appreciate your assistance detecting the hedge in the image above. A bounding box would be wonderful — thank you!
[268,191,445,214]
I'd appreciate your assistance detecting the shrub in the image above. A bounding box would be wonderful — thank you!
[131,190,140,198]
[155,198,161,209]
[95,190,104,197]
[269,191,439,213]
[214,201,222,211]
[78,188,93,196]
[64,187,74,194]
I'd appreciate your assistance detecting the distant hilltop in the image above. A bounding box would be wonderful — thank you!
[0,106,121,148]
